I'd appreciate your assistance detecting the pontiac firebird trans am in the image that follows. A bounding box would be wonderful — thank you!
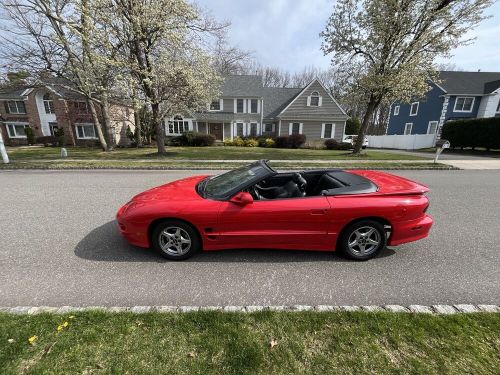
[117,160,433,261]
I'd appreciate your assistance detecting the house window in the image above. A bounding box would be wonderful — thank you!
[309,91,321,107]
[75,124,97,139]
[235,122,244,137]
[427,121,438,135]
[236,99,244,113]
[289,122,302,135]
[321,123,335,138]
[6,122,29,138]
[166,115,190,135]
[263,123,274,133]
[74,101,89,114]
[394,105,400,116]
[404,123,413,135]
[209,99,222,111]
[43,93,55,114]
[6,100,26,114]
[410,102,419,116]
[249,122,258,137]
[249,99,258,113]
[453,97,475,112]
[496,99,500,113]
[49,122,59,136]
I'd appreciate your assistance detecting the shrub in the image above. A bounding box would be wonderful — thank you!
[25,127,35,145]
[54,128,65,147]
[223,139,234,146]
[232,137,244,147]
[264,138,275,148]
[275,136,290,148]
[36,136,57,147]
[345,117,361,134]
[324,138,339,150]
[288,134,306,149]
[243,138,259,147]
[441,118,500,150]
[170,131,215,147]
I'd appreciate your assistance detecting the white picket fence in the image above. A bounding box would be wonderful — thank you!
[366,134,436,150]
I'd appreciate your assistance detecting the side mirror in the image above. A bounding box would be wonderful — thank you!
[230,191,254,205]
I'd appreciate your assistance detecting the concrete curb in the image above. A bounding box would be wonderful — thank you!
[1,305,498,314]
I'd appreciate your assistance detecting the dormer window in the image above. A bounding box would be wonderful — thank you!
[209,99,222,111]
[43,93,55,114]
[307,91,322,107]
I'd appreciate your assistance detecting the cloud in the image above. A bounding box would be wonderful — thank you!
[198,0,500,74]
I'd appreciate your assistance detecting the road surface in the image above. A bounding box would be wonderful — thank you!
[0,169,498,307]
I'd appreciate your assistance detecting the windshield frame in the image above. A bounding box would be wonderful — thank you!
[199,160,276,200]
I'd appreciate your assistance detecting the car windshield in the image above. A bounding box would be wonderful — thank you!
[204,163,271,199]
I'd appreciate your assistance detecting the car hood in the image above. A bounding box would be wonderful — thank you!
[348,170,429,195]
[131,175,208,202]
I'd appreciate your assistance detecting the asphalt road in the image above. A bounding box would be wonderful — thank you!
[1,169,499,307]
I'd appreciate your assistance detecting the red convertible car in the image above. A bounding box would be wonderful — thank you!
[117,160,432,261]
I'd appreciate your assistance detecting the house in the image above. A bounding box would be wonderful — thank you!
[164,75,348,142]
[0,79,134,146]
[387,71,500,136]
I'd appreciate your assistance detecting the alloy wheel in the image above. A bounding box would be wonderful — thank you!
[159,226,192,256]
[347,226,381,256]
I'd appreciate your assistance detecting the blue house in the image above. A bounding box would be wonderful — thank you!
[387,71,500,136]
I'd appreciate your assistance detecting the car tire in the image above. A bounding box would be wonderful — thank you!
[151,220,201,260]
[362,146,367,149]
[338,220,386,261]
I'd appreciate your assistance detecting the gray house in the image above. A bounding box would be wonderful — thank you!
[164,75,348,142]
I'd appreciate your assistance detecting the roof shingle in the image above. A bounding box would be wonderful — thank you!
[437,71,500,95]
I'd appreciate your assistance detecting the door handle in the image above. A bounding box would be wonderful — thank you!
[310,209,327,215]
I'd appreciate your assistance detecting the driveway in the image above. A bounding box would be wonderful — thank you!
[0,170,499,307]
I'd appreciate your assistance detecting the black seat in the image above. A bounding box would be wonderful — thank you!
[256,173,307,199]
[313,173,344,195]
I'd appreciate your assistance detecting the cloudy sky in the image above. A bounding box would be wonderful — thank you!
[197,0,500,73]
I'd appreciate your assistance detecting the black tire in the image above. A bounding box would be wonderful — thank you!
[151,220,201,260]
[338,220,386,261]
[362,145,367,149]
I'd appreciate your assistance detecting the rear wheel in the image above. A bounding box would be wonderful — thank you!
[151,220,200,260]
[338,220,386,261]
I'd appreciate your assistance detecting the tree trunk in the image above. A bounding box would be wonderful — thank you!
[88,100,109,151]
[133,94,143,147]
[152,103,166,154]
[353,94,380,155]
[100,91,114,149]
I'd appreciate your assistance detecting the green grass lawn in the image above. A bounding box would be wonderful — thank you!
[1,311,498,374]
[5,146,428,161]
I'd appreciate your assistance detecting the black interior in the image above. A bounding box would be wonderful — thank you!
[249,170,378,200]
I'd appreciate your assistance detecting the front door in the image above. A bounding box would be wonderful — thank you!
[209,123,223,141]
[216,197,332,250]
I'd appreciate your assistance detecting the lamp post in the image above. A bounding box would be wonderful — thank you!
[0,129,9,164]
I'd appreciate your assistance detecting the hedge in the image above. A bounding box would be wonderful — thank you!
[170,131,215,147]
[441,117,500,150]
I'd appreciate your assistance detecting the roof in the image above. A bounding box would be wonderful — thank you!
[0,86,30,100]
[437,71,500,95]
[262,87,302,118]
[220,75,263,97]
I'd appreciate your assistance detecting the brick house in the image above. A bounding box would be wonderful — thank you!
[0,80,134,146]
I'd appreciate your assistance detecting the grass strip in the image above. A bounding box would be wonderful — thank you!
[1,310,498,374]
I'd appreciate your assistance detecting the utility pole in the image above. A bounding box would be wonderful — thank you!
[0,130,9,163]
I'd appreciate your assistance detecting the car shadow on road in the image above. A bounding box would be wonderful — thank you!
[74,221,396,263]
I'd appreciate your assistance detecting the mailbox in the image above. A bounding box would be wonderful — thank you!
[434,139,451,163]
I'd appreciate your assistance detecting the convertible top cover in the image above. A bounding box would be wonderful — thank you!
[316,170,378,196]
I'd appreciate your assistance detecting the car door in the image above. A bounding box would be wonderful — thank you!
[216,196,333,250]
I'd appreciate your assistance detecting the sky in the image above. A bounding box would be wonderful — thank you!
[196,0,500,73]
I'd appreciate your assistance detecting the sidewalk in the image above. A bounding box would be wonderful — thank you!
[440,159,500,170]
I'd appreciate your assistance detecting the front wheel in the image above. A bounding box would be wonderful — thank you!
[151,220,200,260]
[338,220,386,261]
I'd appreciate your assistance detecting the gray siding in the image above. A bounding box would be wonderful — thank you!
[223,123,231,140]
[197,122,207,134]
[278,120,345,141]
[279,81,347,120]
